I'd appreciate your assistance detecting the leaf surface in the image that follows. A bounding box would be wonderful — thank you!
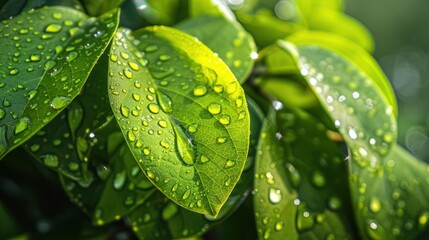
[177,15,256,84]
[0,6,119,159]
[254,106,355,239]
[108,27,250,216]
[283,43,429,239]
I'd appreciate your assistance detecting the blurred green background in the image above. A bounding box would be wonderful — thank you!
[346,0,429,162]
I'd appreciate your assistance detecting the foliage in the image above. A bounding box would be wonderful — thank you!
[0,0,428,239]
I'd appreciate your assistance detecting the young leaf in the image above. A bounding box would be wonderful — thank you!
[282,43,429,239]
[108,27,250,217]
[254,106,355,239]
[0,6,120,159]
[177,15,257,84]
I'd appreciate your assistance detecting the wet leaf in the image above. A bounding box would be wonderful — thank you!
[128,97,263,239]
[61,141,155,225]
[108,27,250,217]
[0,6,120,159]
[286,31,396,116]
[254,106,355,239]
[282,43,429,239]
[177,15,257,84]
[24,53,113,180]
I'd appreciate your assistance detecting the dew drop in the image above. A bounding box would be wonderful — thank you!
[50,96,69,110]
[370,197,381,213]
[208,103,221,115]
[66,52,78,62]
[0,109,5,120]
[275,221,284,231]
[9,69,18,75]
[45,23,62,33]
[311,171,326,187]
[128,131,136,142]
[148,103,160,114]
[224,178,231,186]
[160,140,170,149]
[120,104,130,117]
[193,85,207,96]
[225,160,235,168]
[268,187,282,204]
[124,69,133,79]
[43,154,59,168]
[113,170,126,190]
[182,189,191,200]
[132,93,140,101]
[200,155,210,163]
[14,117,29,134]
[217,137,227,143]
[219,115,231,125]
[145,45,158,52]
[158,120,167,128]
[296,211,314,231]
[328,196,342,210]
[30,54,41,62]
[159,55,171,61]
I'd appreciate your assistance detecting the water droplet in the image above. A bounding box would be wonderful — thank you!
[311,171,326,187]
[128,131,136,142]
[217,137,227,143]
[147,170,156,180]
[275,221,284,231]
[370,197,381,213]
[50,96,69,110]
[160,140,170,149]
[328,196,342,210]
[296,211,314,231]
[225,160,235,168]
[208,103,221,115]
[348,127,358,140]
[124,69,133,79]
[157,92,172,113]
[182,189,191,200]
[43,154,59,168]
[128,61,139,71]
[44,60,56,71]
[145,45,158,52]
[162,203,178,221]
[45,24,62,33]
[148,103,160,114]
[200,155,210,163]
[120,104,130,117]
[66,52,78,62]
[113,171,126,190]
[120,52,129,60]
[30,144,40,152]
[193,85,207,96]
[9,69,18,75]
[159,55,170,61]
[219,115,231,125]
[52,13,62,19]
[14,117,29,134]
[30,54,41,62]
[224,178,231,186]
[419,212,429,226]
[268,187,282,204]
[155,120,167,129]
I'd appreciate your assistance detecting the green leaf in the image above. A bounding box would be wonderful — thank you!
[235,3,304,48]
[0,6,120,159]
[296,0,344,19]
[282,43,429,239]
[61,141,155,225]
[24,53,114,180]
[108,27,250,217]
[254,106,355,239]
[177,15,257,84]
[189,0,235,19]
[305,8,374,53]
[81,0,124,16]
[129,97,263,239]
[136,0,185,26]
[286,31,396,116]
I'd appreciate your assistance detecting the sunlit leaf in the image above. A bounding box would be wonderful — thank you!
[0,6,120,159]
[286,31,396,116]
[254,106,355,239]
[108,27,250,217]
[177,15,256,84]
[281,42,429,239]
